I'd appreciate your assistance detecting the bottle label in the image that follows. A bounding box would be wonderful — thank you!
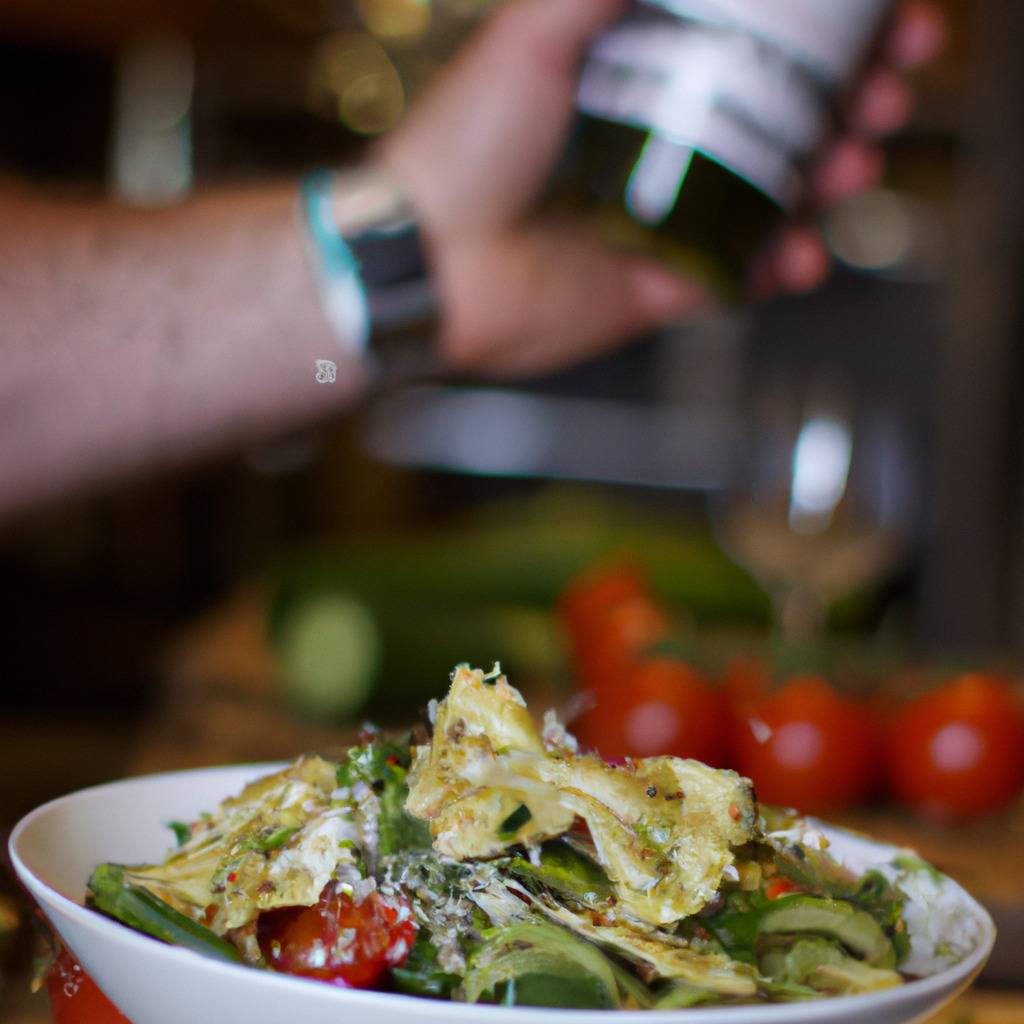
[578,1,889,211]
[647,0,891,82]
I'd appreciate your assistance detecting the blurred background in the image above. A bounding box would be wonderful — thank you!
[3,0,1024,1020]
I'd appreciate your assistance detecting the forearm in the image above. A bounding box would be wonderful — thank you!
[0,180,366,519]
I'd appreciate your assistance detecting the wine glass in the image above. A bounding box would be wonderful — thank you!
[710,367,918,642]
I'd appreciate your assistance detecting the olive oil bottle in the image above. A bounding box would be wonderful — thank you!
[551,0,894,298]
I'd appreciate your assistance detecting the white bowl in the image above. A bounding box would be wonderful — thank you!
[10,764,996,1024]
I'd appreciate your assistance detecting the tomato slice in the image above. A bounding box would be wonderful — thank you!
[257,885,415,989]
[46,943,131,1024]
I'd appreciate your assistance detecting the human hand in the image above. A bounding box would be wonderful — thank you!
[380,0,946,376]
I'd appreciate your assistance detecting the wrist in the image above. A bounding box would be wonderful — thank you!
[299,164,440,380]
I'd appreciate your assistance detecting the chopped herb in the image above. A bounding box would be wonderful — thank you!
[390,936,460,998]
[337,736,431,857]
[892,854,944,885]
[240,827,299,854]
[167,821,191,847]
[499,804,533,837]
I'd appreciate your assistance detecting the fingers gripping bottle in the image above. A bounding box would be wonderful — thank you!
[552,1,894,298]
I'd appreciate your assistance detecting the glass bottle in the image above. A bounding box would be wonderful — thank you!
[550,0,894,298]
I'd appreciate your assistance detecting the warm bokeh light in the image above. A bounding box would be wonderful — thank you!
[357,0,432,44]
[307,31,406,134]
[441,0,501,18]
[825,188,916,272]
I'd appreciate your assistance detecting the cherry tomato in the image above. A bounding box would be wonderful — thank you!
[764,876,804,901]
[721,655,771,744]
[574,595,670,694]
[46,943,131,1024]
[885,673,1024,821]
[257,885,415,989]
[722,656,771,711]
[733,676,878,815]
[575,656,730,766]
[558,559,650,649]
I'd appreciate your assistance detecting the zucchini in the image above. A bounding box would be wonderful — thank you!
[266,515,769,718]
[271,595,561,720]
[268,520,765,619]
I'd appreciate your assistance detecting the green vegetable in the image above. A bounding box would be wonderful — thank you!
[269,519,764,619]
[759,937,902,995]
[506,841,613,908]
[707,887,896,976]
[653,983,721,1009]
[498,804,533,838]
[463,923,621,1009]
[757,896,895,968]
[704,890,770,964]
[495,972,616,1010]
[238,827,299,854]
[274,593,381,719]
[87,864,242,964]
[267,513,770,717]
[757,978,822,1002]
[767,841,860,899]
[390,936,460,999]
[892,854,944,884]
[167,821,191,847]
[338,739,432,858]
[608,960,655,1009]
[849,871,910,965]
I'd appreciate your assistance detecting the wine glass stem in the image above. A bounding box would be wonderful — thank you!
[772,586,827,642]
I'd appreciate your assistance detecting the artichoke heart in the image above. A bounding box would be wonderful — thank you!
[537,896,758,997]
[405,666,756,925]
[125,755,359,932]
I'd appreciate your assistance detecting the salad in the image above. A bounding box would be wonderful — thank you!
[86,665,947,1010]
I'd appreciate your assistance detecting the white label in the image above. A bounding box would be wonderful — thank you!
[648,0,891,82]
[579,1,890,209]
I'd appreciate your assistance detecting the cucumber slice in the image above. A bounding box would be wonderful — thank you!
[499,970,617,1010]
[654,983,720,1009]
[758,896,894,967]
[760,937,902,995]
[275,593,381,719]
[464,923,620,1009]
